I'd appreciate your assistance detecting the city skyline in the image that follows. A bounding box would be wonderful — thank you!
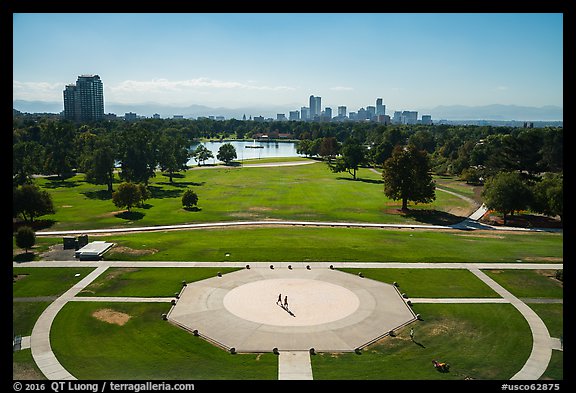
[13,13,563,115]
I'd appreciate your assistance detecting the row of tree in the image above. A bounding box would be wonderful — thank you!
[14,115,562,183]
[13,115,563,226]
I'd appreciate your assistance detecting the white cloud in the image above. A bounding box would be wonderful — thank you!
[329,86,354,91]
[13,80,64,101]
[109,78,296,93]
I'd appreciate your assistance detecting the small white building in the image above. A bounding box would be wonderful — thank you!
[75,241,114,261]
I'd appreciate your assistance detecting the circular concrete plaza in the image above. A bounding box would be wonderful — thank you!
[167,267,417,353]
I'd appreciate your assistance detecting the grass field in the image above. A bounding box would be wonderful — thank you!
[51,302,278,380]
[78,267,240,297]
[311,303,532,380]
[80,227,562,263]
[13,267,96,297]
[33,163,473,231]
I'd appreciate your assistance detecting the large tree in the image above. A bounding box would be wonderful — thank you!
[217,143,237,165]
[15,226,36,254]
[328,139,366,180]
[117,126,158,184]
[13,141,44,186]
[318,137,340,161]
[481,171,532,224]
[382,144,436,211]
[530,172,563,222]
[112,182,142,212]
[192,145,214,166]
[13,184,56,223]
[40,121,77,178]
[158,132,191,182]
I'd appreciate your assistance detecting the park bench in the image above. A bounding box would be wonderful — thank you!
[13,335,22,351]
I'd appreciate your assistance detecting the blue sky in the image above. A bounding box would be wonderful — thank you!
[13,13,563,113]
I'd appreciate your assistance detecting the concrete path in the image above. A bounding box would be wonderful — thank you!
[468,268,552,380]
[278,351,313,380]
[30,265,109,381]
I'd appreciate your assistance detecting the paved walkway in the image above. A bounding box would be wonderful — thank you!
[30,266,109,380]
[278,351,313,380]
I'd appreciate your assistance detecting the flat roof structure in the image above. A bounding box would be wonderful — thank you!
[75,241,114,260]
[167,267,417,353]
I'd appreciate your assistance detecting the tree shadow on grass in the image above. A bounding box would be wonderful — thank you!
[336,177,384,185]
[147,185,184,199]
[42,177,82,189]
[114,211,145,221]
[82,190,112,200]
[402,209,464,226]
[13,219,56,232]
[183,206,202,212]
[13,252,36,263]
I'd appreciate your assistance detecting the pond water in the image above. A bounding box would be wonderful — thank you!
[188,140,300,165]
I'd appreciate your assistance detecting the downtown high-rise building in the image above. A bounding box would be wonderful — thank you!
[376,98,386,116]
[309,95,321,119]
[63,74,104,122]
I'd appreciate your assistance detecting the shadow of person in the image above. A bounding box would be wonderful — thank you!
[413,340,426,348]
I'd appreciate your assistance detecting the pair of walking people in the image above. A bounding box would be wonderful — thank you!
[277,294,288,309]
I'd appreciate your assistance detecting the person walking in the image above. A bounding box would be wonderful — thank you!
[284,295,288,309]
[277,294,282,305]
[410,328,414,341]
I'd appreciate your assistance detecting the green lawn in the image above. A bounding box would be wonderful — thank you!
[311,303,532,380]
[13,267,95,297]
[51,302,532,380]
[482,270,563,298]
[13,302,52,336]
[51,302,278,380]
[87,227,562,263]
[79,267,240,297]
[34,163,474,231]
[338,268,500,298]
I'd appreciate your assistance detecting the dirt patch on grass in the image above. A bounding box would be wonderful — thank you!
[13,362,45,380]
[104,267,140,280]
[13,274,29,282]
[524,257,563,262]
[92,308,132,326]
[248,206,274,212]
[111,246,157,256]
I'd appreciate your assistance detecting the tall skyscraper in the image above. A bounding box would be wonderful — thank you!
[338,106,347,117]
[309,95,321,118]
[63,74,104,122]
[376,98,386,117]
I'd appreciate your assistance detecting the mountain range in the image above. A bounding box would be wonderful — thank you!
[12,100,563,122]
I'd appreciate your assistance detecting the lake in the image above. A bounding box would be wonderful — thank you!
[188,140,300,165]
